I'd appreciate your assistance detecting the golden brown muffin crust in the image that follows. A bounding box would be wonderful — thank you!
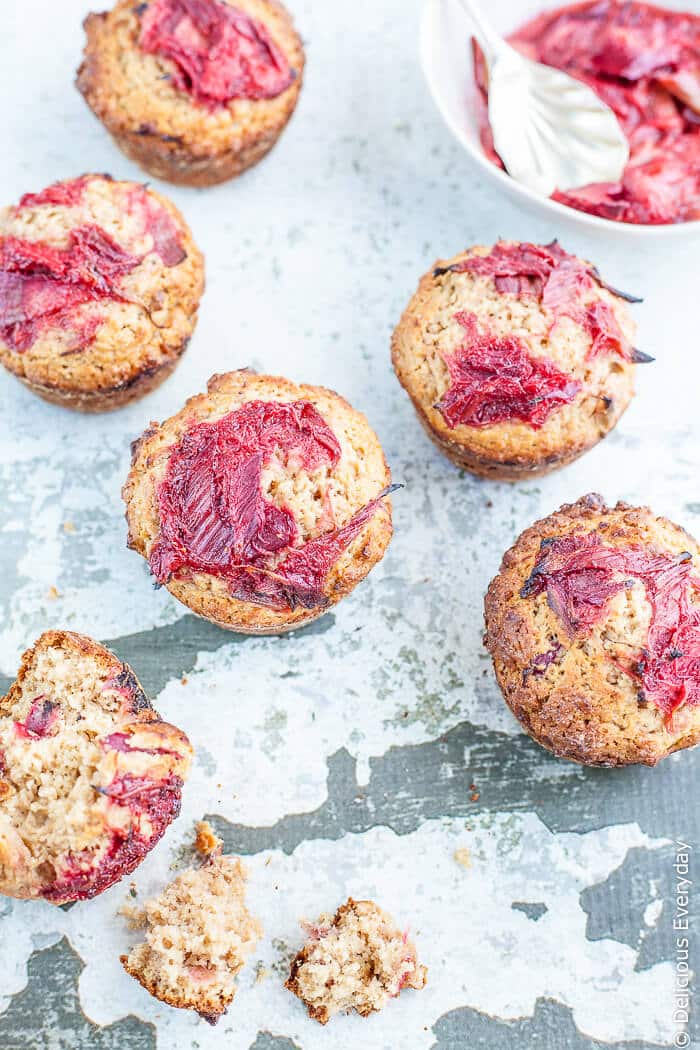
[391,244,638,480]
[484,495,700,766]
[0,174,204,411]
[123,370,394,634]
[286,897,427,1024]
[0,630,193,902]
[77,0,305,186]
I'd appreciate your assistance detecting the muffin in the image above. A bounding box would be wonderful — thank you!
[77,0,305,186]
[285,897,427,1024]
[391,240,648,481]
[123,370,394,634]
[0,174,204,411]
[121,822,261,1024]
[0,630,192,903]
[484,494,700,766]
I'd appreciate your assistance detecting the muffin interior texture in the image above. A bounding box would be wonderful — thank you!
[139,0,295,107]
[0,633,191,901]
[285,898,427,1024]
[418,242,638,428]
[122,848,261,1022]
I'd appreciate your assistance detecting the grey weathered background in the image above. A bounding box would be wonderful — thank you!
[0,0,698,1048]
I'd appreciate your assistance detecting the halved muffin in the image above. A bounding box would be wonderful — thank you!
[484,494,700,765]
[77,0,305,186]
[121,823,261,1023]
[0,174,204,411]
[285,897,427,1024]
[0,630,192,903]
[392,240,647,480]
[123,370,394,634]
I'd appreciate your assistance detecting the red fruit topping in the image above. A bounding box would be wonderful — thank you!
[139,0,294,107]
[18,176,92,211]
[474,1,700,224]
[150,400,390,611]
[44,772,183,902]
[102,730,185,758]
[14,695,59,739]
[521,532,700,720]
[435,311,581,430]
[0,224,140,351]
[441,241,639,362]
[126,185,186,267]
[522,642,565,683]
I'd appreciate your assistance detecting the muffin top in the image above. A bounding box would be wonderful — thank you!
[79,0,304,154]
[0,174,203,396]
[0,631,192,903]
[124,370,393,632]
[392,240,644,469]
[484,495,700,766]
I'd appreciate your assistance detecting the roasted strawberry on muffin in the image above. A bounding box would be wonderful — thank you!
[285,898,427,1024]
[392,240,648,480]
[0,630,192,904]
[123,370,395,634]
[484,495,700,766]
[0,174,204,411]
[78,0,305,186]
[121,822,261,1024]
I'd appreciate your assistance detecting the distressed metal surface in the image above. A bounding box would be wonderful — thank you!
[0,1,698,1048]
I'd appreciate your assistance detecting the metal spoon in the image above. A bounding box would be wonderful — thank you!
[462,0,629,196]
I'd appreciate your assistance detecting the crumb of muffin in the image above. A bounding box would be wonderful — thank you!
[484,494,700,766]
[0,631,192,903]
[285,897,427,1024]
[194,820,223,857]
[391,240,642,480]
[121,843,262,1023]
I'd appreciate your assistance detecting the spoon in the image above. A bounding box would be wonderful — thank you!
[461,0,629,197]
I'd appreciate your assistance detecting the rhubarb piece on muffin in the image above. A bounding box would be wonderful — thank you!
[78,0,305,186]
[0,174,204,411]
[285,897,427,1024]
[123,370,395,634]
[391,240,647,481]
[121,823,261,1024]
[0,630,192,903]
[484,494,700,766]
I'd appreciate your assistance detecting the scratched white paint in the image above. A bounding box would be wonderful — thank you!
[1,0,699,1046]
[0,817,676,1047]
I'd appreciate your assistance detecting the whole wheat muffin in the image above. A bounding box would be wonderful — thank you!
[77,0,305,186]
[484,494,700,766]
[0,630,192,903]
[121,822,261,1024]
[285,897,427,1024]
[391,240,648,481]
[0,174,204,411]
[123,370,394,634]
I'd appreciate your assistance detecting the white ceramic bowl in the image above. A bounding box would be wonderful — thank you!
[420,0,700,240]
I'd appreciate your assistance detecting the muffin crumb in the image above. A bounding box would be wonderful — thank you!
[285,897,426,1024]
